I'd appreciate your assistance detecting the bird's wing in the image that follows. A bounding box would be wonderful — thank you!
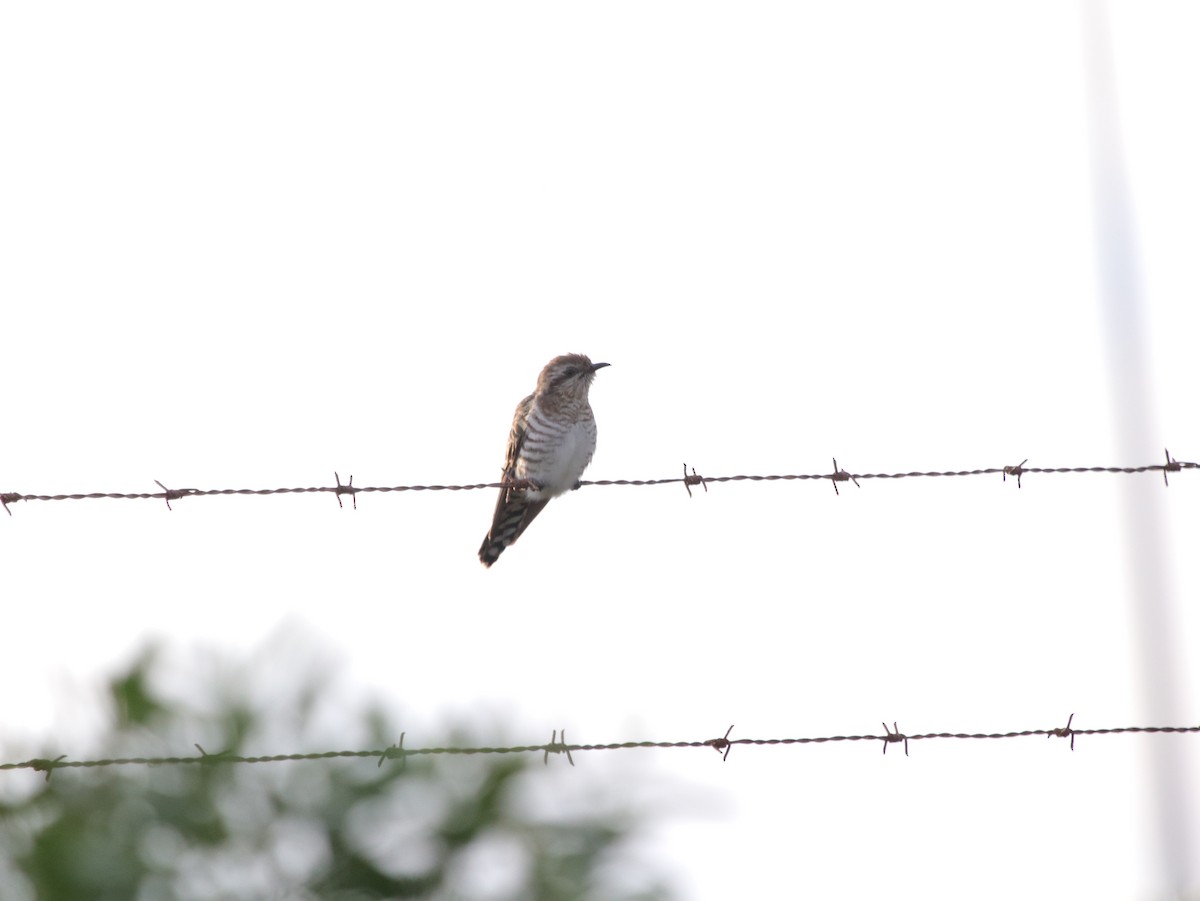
[483,393,535,541]
[501,393,534,484]
[480,394,546,566]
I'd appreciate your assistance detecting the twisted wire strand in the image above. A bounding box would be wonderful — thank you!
[2,454,1195,512]
[4,721,1199,777]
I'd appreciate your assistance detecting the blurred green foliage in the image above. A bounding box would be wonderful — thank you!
[0,642,674,901]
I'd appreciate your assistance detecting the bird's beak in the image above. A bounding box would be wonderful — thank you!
[591,362,611,372]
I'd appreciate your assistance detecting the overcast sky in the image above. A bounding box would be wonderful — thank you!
[3,2,1199,898]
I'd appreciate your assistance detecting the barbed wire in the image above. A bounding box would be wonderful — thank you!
[2,450,1194,515]
[3,717,1199,779]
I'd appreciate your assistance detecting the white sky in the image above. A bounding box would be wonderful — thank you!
[2,2,1199,898]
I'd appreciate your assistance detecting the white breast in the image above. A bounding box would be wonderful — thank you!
[517,410,597,499]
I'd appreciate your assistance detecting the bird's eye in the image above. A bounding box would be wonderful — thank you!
[562,367,578,378]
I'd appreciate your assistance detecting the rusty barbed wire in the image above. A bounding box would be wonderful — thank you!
[1,450,1195,515]
[4,718,1200,778]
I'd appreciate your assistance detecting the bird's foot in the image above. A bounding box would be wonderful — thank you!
[503,477,541,492]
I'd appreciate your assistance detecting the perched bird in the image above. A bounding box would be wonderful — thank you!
[479,353,609,567]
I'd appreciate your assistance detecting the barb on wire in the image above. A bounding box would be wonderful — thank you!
[881,721,909,756]
[705,725,736,761]
[154,480,197,511]
[1162,448,1181,487]
[29,755,67,782]
[1003,459,1028,488]
[5,718,1200,778]
[543,729,574,766]
[2,453,1196,515]
[193,743,233,764]
[333,472,357,509]
[829,457,860,495]
[378,733,406,768]
[1049,713,1077,750]
[681,463,707,498]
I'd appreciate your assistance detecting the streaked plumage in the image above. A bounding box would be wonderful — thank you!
[479,353,609,567]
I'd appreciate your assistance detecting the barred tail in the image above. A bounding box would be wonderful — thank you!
[479,496,549,567]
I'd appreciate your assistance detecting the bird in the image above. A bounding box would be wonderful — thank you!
[479,353,609,567]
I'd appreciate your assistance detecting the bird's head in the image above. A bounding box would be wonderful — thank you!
[536,354,610,399]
